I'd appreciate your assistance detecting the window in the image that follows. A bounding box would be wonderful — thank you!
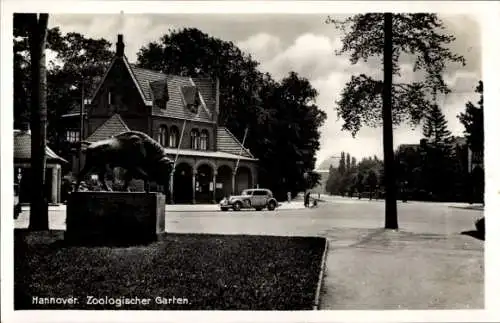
[66,130,79,143]
[169,126,179,148]
[190,129,200,149]
[157,125,168,146]
[200,130,209,150]
[108,88,117,106]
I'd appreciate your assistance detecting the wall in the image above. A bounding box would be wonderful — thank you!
[87,59,147,136]
[151,117,215,150]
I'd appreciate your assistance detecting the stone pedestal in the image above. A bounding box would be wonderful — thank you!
[65,192,165,245]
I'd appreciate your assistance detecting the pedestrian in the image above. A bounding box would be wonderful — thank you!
[287,191,291,203]
[305,191,311,208]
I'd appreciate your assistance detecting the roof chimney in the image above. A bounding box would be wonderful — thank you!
[116,34,124,57]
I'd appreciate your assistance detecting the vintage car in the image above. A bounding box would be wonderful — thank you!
[220,188,278,211]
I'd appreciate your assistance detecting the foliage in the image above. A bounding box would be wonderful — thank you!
[394,137,469,202]
[423,104,454,149]
[327,14,466,136]
[458,80,483,153]
[325,151,383,199]
[327,13,466,227]
[14,24,114,153]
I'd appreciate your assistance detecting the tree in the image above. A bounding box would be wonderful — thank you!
[14,26,114,154]
[355,172,365,199]
[46,29,114,153]
[14,14,33,127]
[258,72,326,197]
[327,13,465,229]
[420,105,458,200]
[338,152,346,175]
[366,170,378,200]
[18,13,50,230]
[423,104,454,149]
[458,80,483,153]
[346,153,351,172]
[458,80,484,203]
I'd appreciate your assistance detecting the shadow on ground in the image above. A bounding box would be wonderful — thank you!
[460,230,484,241]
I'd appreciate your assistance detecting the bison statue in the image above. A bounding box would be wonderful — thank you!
[74,131,174,192]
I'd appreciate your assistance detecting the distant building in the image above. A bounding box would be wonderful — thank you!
[396,136,482,175]
[14,127,68,204]
[61,34,258,204]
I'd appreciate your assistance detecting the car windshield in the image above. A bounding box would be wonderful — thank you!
[241,190,252,196]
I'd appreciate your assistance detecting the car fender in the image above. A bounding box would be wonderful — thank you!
[267,198,277,205]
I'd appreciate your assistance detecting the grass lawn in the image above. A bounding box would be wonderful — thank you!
[14,230,326,310]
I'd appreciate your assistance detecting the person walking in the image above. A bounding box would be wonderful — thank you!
[305,191,311,208]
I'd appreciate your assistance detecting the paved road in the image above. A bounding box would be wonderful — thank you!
[15,197,484,309]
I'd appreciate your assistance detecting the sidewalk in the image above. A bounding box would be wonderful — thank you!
[20,201,306,213]
[319,228,484,309]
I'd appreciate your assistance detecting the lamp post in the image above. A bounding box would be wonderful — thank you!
[78,76,85,172]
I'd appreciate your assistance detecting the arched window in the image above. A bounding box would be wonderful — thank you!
[169,126,179,148]
[200,130,209,150]
[157,125,168,147]
[190,129,200,149]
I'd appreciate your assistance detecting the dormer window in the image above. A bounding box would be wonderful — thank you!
[151,80,169,110]
[181,85,200,114]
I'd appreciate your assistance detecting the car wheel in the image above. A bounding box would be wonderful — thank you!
[267,201,276,211]
[233,201,242,211]
[255,207,263,211]
[221,207,228,211]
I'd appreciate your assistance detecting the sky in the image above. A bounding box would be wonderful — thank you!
[47,13,482,167]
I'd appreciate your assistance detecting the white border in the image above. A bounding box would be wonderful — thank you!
[2,1,499,323]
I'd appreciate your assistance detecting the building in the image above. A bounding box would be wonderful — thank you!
[61,34,258,204]
[14,128,68,204]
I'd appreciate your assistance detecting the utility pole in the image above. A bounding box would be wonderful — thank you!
[78,75,85,172]
[170,119,187,204]
[232,127,249,195]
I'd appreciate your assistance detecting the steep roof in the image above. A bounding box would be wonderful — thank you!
[149,74,213,122]
[85,113,130,142]
[216,127,254,158]
[87,57,216,124]
[14,130,68,164]
[128,65,167,102]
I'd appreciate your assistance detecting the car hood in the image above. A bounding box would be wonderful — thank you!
[227,195,250,200]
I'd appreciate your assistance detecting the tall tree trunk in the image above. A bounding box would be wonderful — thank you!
[382,13,398,229]
[28,13,49,231]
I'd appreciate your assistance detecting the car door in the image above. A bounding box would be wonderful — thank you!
[252,190,267,207]
[242,190,254,208]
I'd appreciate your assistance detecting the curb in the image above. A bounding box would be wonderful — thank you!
[165,208,306,213]
[312,237,329,310]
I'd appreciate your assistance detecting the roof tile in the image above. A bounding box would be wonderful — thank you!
[129,65,214,123]
[216,127,254,158]
[85,114,130,142]
[13,130,68,163]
